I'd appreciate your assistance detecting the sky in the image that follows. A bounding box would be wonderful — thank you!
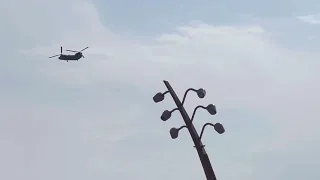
[1,0,320,179]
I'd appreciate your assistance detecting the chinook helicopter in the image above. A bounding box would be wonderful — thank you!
[49,47,88,62]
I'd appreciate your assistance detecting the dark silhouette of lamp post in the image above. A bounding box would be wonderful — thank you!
[153,80,225,180]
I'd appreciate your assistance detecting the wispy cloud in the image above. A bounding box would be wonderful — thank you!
[297,13,320,24]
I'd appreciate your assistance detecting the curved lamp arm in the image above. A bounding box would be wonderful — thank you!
[161,108,178,121]
[181,88,197,105]
[170,125,187,139]
[199,122,226,140]
[153,91,170,103]
[190,105,206,122]
[176,125,187,131]
[199,123,215,140]
[170,108,178,113]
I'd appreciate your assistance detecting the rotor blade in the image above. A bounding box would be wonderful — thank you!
[49,54,60,58]
[66,50,78,52]
[80,47,88,52]
[82,55,85,58]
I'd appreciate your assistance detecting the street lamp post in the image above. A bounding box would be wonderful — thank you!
[153,80,225,180]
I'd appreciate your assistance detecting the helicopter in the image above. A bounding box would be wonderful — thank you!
[49,46,88,62]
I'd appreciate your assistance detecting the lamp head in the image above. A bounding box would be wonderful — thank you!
[161,110,171,121]
[206,104,217,115]
[214,123,225,134]
[170,128,179,139]
[197,88,206,98]
[153,92,165,103]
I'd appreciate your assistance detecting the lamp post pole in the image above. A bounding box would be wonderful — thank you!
[153,80,225,180]
[163,80,217,180]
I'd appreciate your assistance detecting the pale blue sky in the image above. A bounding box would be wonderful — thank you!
[94,0,320,52]
[96,0,320,35]
[1,0,320,180]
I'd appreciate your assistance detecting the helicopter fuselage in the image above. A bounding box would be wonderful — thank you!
[49,46,88,62]
[58,53,82,61]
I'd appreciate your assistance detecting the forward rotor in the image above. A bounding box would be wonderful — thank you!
[49,46,62,58]
[49,54,60,58]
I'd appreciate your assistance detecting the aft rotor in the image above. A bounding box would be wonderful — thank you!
[65,47,88,58]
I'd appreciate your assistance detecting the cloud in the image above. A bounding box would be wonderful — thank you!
[2,0,320,180]
[297,13,320,24]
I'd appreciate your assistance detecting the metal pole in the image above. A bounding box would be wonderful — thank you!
[163,80,217,180]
